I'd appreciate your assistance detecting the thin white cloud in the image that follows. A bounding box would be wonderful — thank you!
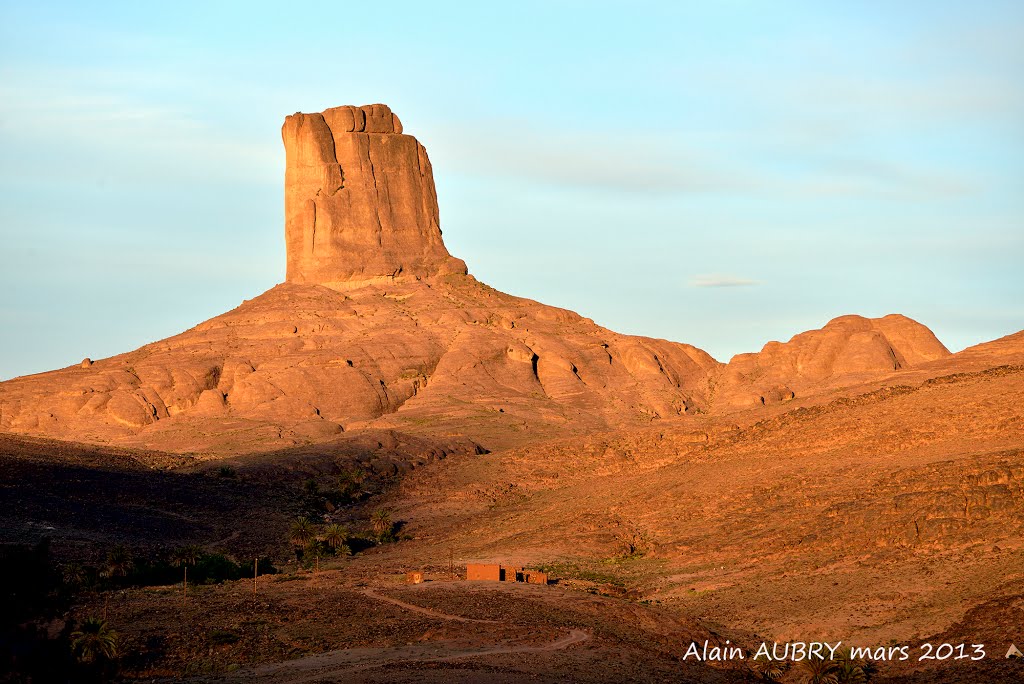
[432,123,761,195]
[429,113,980,202]
[0,68,278,187]
[690,275,760,288]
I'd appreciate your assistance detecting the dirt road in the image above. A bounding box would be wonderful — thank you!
[221,587,590,683]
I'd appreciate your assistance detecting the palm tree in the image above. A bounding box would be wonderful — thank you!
[307,538,330,571]
[290,517,317,561]
[321,523,349,553]
[750,654,787,681]
[171,545,204,567]
[62,562,86,587]
[290,516,317,545]
[336,468,367,504]
[371,509,393,538]
[799,655,839,684]
[105,546,133,578]
[171,545,204,600]
[71,616,118,664]
[834,660,867,683]
[834,648,869,683]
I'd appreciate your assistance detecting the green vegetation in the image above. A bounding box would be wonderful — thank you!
[371,508,394,541]
[321,523,351,555]
[335,468,366,503]
[287,516,364,568]
[744,647,873,683]
[209,629,240,646]
[798,655,838,684]
[535,556,675,601]
[171,544,204,568]
[71,617,118,663]
[536,561,626,587]
[304,538,328,571]
[105,545,133,578]
[62,561,87,587]
[71,616,119,681]
[750,653,787,681]
[296,468,371,518]
[289,516,316,549]
[834,648,873,683]
[70,547,279,592]
[284,507,405,565]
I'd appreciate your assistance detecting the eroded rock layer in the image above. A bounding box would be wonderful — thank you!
[0,278,716,453]
[710,314,951,410]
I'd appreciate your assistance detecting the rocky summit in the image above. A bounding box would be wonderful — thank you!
[282,104,466,285]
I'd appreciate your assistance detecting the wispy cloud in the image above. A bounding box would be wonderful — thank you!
[432,123,760,195]
[429,112,980,202]
[789,154,976,199]
[0,67,279,187]
[690,275,760,288]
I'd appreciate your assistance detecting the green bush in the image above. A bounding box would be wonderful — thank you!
[209,629,239,645]
[96,549,277,589]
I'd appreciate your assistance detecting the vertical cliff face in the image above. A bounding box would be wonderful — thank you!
[282,104,468,284]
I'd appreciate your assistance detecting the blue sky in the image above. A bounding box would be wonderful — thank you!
[1,1,1022,379]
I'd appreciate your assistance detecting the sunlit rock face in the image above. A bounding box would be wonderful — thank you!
[282,104,467,285]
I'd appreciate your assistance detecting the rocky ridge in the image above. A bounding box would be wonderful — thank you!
[709,313,951,409]
[0,105,996,454]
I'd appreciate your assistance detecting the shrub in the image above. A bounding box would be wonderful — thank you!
[371,509,393,539]
[105,546,133,578]
[71,616,118,664]
[209,629,239,645]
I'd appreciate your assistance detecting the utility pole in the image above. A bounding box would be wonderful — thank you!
[183,564,188,605]
[254,558,258,595]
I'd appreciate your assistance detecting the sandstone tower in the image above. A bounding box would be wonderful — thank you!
[281,104,468,284]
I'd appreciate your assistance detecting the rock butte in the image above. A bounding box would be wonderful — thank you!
[282,103,466,285]
[0,104,977,454]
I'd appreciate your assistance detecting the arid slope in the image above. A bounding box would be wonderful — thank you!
[380,354,1024,650]
[0,277,717,453]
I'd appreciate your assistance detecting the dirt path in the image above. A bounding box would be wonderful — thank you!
[358,587,497,624]
[208,528,241,548]
[223,588,590,683]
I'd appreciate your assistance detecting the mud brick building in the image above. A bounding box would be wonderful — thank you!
[465,564,549,585]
